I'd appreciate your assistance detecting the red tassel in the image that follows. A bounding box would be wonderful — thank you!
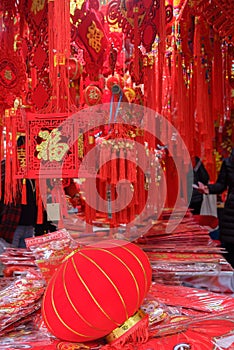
[21,179,27,205]
[103,311,149,350]
[127,148,137,183]
[110,149,118,185]
[99,146,108,181]
[37,196,43,225]
[133,8,140,83]
[119,148,125,180]
[36,179,43,224]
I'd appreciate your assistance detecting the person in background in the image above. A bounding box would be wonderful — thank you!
[197,148,234,268]
[0,159,37,248]
[188,156,210,214]
[11,178,37,248]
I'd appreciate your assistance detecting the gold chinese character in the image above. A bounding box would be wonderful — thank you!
[89,87,99,100]
[4,70,12,81]
[36,128,69,162]
[31,0,45,15]
[87,21,103,53]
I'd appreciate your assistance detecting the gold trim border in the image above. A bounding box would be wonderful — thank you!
[105,309,146,343]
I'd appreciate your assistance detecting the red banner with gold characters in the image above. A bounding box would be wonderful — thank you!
[73,10,108,68]
[26,113,79,179]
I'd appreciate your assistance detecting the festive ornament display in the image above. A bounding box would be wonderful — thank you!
[42,239,152,343]
[84,84,102,106]
[0,51,26,106]
[67,57,83,81]
[106,75,124,91]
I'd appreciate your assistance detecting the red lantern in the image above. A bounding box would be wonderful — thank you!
[42,239,152,343]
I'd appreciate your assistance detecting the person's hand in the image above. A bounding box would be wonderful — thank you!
[197,181,209,194]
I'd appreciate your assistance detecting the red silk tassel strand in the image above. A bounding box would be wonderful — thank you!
[21,178,27,205]
[36,179,43,225]
[119,148,126,180]
[103,315,149,350]
[133,7,140,83]
[47,0,71,113]
[110,148,118,185]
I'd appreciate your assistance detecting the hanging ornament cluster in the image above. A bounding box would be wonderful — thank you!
[192,0,234,40]
[106,0,162,53]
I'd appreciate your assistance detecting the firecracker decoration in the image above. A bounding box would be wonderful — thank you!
[42,239,152,344]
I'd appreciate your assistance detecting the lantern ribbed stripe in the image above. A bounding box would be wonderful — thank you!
[71,252,127,326]
[103,241,151,297]
[62,259,106,331]
[42,269,90,338]
[81,248,141,315]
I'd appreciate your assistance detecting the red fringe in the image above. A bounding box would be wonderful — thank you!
[47,0,71,112]
[111,150,118,185]
[103,315,149,350]
[36,179,43,224]
[119,148,125,180]
[99,146,108,181]
[133,11,140,83]
[4,115,12,204]
[127,149,137,183]
[21,179,27,205]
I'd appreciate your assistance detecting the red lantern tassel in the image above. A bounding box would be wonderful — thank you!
[133,8,140,83]
[103,311,149,349]
[110,149,118,185]
[99,146,108,181]
[127,149,137,183]
[119,148,125,180]
[36,179,43,224]
[21,178,27,205]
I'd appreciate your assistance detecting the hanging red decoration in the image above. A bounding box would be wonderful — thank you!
[42,239,152,343]
[71,8,108,78]
[67,57,83,81]
[0,50,26,107]
[106,75,124,91]
[25,0,48,31]
[84,85,102,106]
[25,113,79,179]
[30,82,50,111]
[22,0,50,112]
[106,0,165,53]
